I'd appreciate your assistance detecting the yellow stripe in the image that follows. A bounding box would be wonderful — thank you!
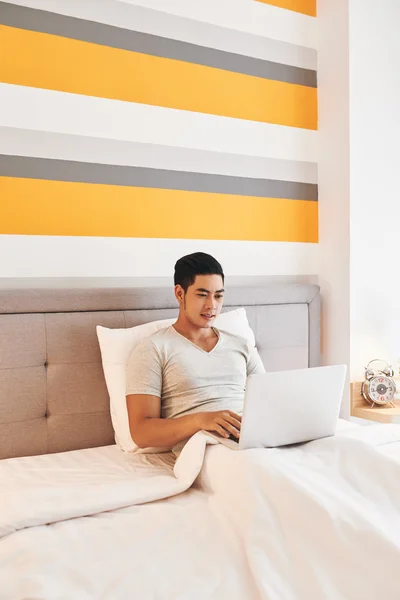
[0,177,318,243]
[0,25,317,130]
[256,0,316,17]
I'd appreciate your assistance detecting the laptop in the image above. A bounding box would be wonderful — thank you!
[206,364,347,450]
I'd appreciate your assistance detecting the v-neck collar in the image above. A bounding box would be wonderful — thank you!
[171,325,221,355]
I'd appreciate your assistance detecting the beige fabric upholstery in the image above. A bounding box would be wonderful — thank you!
[0,284,320,460]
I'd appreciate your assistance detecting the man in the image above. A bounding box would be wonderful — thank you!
[126,252,265,451]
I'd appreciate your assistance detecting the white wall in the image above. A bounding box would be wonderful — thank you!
[349,0,400,380]
[318,0,400,417]
[0,235,319,278]
[317,0,350,416]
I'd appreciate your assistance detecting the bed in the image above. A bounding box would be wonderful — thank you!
[1,282,400,600]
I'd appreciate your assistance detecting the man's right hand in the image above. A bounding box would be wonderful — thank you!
[127,394,242,448]
[198,410,242,439]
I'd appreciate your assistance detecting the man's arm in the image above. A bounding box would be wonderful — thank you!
[247,346,266,376]
[126,394,241,448]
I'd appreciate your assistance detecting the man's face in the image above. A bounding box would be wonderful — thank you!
[176,274,224,329]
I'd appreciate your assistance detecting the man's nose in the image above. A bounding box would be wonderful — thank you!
[205,298,217,312]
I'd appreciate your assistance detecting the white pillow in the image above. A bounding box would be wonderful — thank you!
[96,307,255,453]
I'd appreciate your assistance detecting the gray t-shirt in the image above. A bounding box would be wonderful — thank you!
[126,325,265,419]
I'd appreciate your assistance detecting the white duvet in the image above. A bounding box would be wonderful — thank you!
[1,420,400,600]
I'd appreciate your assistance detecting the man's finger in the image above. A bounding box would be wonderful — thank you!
[225,414,242,429]
[227,411,242,421]
[216,424,230,438]
[217,418,240,438]
[226,425,240,438]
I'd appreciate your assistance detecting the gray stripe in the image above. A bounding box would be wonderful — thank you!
[0,155,318,201]
[0,127,318,184]
[0,2,317,88]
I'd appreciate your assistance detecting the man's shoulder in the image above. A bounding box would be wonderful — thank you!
[127,327,173,367]
[217,328,252,351]
[148,325,175,343]
[139,325,176,353]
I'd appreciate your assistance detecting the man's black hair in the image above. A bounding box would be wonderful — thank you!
[174,252,224,292]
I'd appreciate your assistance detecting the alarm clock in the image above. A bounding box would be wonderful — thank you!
[361,358,396,408]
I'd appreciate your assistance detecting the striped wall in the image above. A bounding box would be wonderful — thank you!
[0,0,318,277]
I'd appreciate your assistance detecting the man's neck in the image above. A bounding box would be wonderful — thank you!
[173,317,217,343]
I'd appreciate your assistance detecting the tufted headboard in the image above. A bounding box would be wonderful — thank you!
[0,283,320,460]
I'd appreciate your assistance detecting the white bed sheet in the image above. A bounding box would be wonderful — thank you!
[0,445,257,600]
[2,419,400,600]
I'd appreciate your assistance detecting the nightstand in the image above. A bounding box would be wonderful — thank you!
[350,382,400,424]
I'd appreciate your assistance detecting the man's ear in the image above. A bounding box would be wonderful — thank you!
[174,284,184,304]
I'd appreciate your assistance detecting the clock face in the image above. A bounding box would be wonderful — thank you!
[369,376,395,404]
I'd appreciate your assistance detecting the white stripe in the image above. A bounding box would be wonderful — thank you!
[117,0,317,49]
[0,235,319,278]
[0,84,318,163]
[2,0,316,70]
[0,127,318,184]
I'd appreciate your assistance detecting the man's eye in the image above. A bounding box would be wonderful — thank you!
[215,295,223,299]
[198,294,207,297]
